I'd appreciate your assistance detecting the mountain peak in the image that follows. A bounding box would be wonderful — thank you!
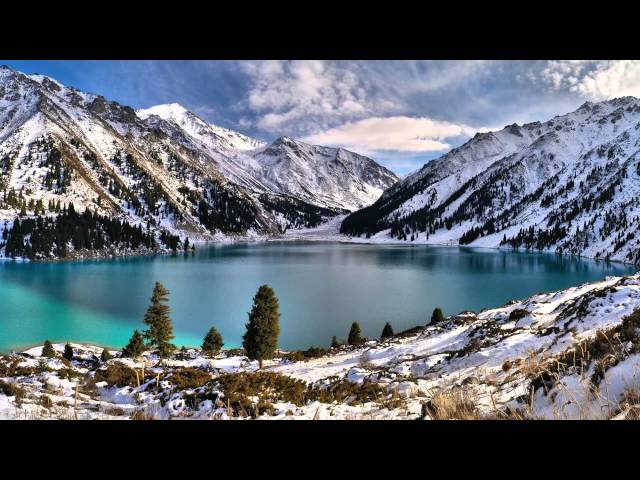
[137,103,191,122]
[0,65,398,228]
[273,135,295,144]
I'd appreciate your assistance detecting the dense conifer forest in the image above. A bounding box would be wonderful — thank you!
[0,203,183,260]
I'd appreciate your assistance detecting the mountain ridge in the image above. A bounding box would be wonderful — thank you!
[341,96,640,264]
[0,65,398,258]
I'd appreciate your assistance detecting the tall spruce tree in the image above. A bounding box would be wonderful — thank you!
[202,326,224,356]
[348,322,363,345]
[431,307,445,324]
[381,322,394,340]
[122,330,145,358]
[242,284,281,368]
[42,340,55,358]
[142,282,175,359]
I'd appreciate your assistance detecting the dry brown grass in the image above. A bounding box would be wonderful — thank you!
[422,388,482,420]
[615,387,640,420]
[519,348,547,378]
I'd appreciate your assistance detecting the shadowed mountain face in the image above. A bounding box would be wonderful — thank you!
[0,65,398,244]
[342,97,640,263]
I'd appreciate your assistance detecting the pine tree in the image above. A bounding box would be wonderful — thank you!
[348,322,363,345]
[142,282,175,359]
[42,340,55,358]
[431,307,445,324]
[63,343,74,361]
[100,348,112,362]
[202,326,224,356]
[331,335,339,348]
[381,322,394,340]
[122,330,145,358]
[242,284,281,368]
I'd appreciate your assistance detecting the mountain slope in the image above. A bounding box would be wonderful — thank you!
[0,65,397,258]
[341,97,640,263]
[137,105,399,211]
[252,136,399,211]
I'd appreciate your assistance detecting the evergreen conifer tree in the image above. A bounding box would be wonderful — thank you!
[381,322,394,340]
[63,343,74,361]
[348,322,363,345]
[431,307,445,324]
[42,340,55,358]
[100,348,112,362]
[142,282,175,359]
[331,335,339,348]
[202,326,224,356]
[242,285,281,368]
[122,330,145,358]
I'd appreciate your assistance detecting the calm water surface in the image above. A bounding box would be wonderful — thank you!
[0,242,636,353]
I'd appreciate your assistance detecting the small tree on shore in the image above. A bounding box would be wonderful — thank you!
[42,340,56,358]
[202,327,224,356]
[63,343,74,361]
[122,330,145,358]
[348,322,363,345]
[100,348,112,362]
[142,282,176,359]
[381,322,394,340]
[242,285,281,369]
[431,308,445,324]
[331,335,340,348]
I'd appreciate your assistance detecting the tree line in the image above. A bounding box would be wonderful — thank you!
[41,282,447,366]
[0,203,185,259]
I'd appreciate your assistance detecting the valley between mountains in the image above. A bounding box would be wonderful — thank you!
[4,63,640,420]
[6,63,640,266]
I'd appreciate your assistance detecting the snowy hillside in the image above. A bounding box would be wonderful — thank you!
[138,106,399,211]
[251,136,399,211]
[341,97,640,263]
[0,65,397,259]
[4,272,640,419]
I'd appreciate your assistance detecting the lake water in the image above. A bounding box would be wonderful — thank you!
[0,242,636,353]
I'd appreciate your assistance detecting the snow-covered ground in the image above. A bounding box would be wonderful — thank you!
[3,271,640,420]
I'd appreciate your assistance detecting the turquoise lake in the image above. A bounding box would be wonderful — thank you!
[0,242,636,353]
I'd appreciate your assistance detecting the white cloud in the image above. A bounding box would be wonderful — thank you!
[536,60,640,100]
[539,60,594,90]
[574,60,640,99]
[237,117,253,130]
[240,60,401,134]
[244,60,394,133]
[239,60,508,138]
[302,116,479,153]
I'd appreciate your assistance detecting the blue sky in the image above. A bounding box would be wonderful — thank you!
[2,60,639,175]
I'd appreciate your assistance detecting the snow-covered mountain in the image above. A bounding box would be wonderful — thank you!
[137,105,398,211]
[251,136,398,211]
[0,65,398,251]
[341,97,640,263]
